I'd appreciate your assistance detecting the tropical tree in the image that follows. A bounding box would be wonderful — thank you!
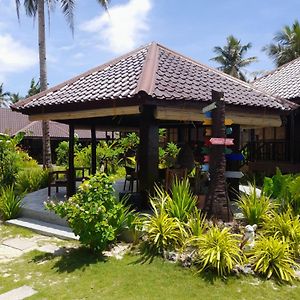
[9,93,23,104]
[26,78,40,97]
[15,0,109,168]
[263,20,300,67]
[211,35,257,81]
[0,83,10,108]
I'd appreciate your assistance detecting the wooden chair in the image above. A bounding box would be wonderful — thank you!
[48,167,91,197]
[123,166,138,192]
[165,168,187,191]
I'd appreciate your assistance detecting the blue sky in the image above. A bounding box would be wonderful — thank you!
[1,0,299,96]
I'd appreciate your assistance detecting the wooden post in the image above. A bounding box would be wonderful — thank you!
[91,125,97,175]
[290,112,295,163]
[138,105,159,207]
[227,124,240,201]
[204,90,232,222]
[67,123,76,197]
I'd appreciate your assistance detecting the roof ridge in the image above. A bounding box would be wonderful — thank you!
[155,42,296,109]
[253,56,300,83]
[14,121,39,136]
[135,41,160,95]
[12,43,151,110]
[51,121,69,135]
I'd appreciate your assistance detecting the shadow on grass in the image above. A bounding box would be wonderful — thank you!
[31,247,107,273]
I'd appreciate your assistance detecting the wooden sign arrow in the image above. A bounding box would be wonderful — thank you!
[226,127,233,135]
[204,128,212,136]
[225,171,244,179]
[201,164,209,172]
[202,102,217,113]
[210,138,234,145]
[204,155,209,163]
[204,119,233,126]
[224,119,233,125]
[225,147,233,154]
[201,147,209,154]
[226,153,244,161]
[204,111,212,118]
[203,119,212,125]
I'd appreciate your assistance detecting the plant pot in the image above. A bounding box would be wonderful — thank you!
[196,194,206,210]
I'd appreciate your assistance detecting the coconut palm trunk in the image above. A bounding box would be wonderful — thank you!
[37,0,51,168]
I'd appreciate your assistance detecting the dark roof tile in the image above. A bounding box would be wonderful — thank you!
[13,42,297,114]
[253,57,300,100]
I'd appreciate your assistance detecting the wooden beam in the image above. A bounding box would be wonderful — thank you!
[155,107,282,127]
[28,106,140,121]
[67,124,76,197]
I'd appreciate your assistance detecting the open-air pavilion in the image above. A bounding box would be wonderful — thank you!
[12,42,297,216]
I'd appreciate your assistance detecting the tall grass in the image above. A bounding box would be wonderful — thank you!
[0,185,23,220]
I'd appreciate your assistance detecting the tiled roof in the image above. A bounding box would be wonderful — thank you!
[14,42,297,113]
[0,108,108,139]
[252,57,300,100]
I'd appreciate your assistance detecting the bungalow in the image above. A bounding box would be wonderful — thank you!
[0,108,116,162]
[249,57,300,174]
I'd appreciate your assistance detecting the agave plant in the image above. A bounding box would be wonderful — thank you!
[237,182,273,226]
[250,236,298,282]
[195,226,243,276]
[263,208,300,258]
[0,185,23,220]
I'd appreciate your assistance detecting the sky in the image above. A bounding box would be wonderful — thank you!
[0,0,300,96]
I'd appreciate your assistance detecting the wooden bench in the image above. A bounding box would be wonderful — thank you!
[48,167,91,197]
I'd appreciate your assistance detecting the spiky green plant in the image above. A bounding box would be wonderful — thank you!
[195,226,243,276]
[142,198,183,256]
[0,185,23,220]
[186,208,207,238]
[250,236,298,282]
[237,182,273,225]
[263,208,300,257]
[167,178,197,222]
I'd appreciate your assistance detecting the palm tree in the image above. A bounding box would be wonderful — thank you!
[263,20,300,67]
[211,35,257,81]
[9,93,23,104]
[15,0,109,168]
[0,83,10,108]
[26,78,41,97]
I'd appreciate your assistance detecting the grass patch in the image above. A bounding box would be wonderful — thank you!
[0,247,299,300]
[0,224,34,240]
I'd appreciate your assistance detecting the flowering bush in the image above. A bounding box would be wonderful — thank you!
[46,173,134,252]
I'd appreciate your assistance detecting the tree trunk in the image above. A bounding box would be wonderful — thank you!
[38,0,52,168]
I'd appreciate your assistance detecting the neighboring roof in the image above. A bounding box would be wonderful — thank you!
[253,57,300,101]
[13,42,297,115]
[0,108,108,139]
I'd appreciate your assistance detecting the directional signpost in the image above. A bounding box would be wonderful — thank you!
[225,171,244,179]
[210,138,234,146]
[225,153,244,161]
[202,102,217,113]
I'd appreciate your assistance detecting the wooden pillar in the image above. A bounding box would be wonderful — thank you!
[204,90,232,222]
[290,112,295,163]
[67,123,76,197]
[91,125,97,175]
[138,105,159,206]
[227,124,240,201]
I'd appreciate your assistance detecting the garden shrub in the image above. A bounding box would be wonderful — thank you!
[237,182,272,226]
[16,167,49,194]
[46,173,134,252]
[263,168,300,214]
[141,198,183,257]
[194,226,243,277]
[250,236,298,282]
[0,185,23,220]
[263,208,300,257]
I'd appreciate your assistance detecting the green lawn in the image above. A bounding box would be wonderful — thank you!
[1,225,300,300]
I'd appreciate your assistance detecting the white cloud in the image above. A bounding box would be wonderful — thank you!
[0,34,37,78]
[80,0,152,54]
